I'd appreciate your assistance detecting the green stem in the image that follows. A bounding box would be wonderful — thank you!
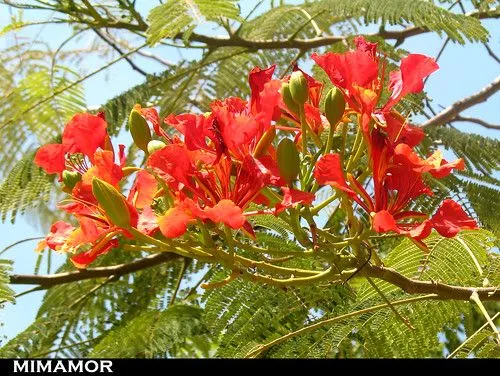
[366,276,415,330]
[447,312,500,358]
[470,291,500,342]
[245,294,437,358]
[129,228,213,260]
[310,192,339,215]
[346,128,365,172]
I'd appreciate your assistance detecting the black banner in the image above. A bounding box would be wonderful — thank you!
[0,358,495,375]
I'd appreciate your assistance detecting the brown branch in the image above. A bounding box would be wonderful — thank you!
[483,43,500,64]
[8,3,495,51]
[364,264,500,301]
[454,115,500,130]
[174,9,498,50]
[9,252,180,289]
[419,76,500,128]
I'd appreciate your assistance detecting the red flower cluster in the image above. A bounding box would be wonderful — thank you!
[313,37,477,245]
[35,113,157,267]
[34,36,477,267]
[149,65,315,238]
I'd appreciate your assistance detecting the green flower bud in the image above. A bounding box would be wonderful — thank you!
[253,126,276,158]
[324,87,346,126]
[147,140,167,155]
[277,138,301,185]
[129,108,152,152]
[92,178,132,229]
[281,82,299,115]
[62,170,82,190]
[289,71,308,105]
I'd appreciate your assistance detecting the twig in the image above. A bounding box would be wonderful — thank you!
[454,115,500,130]
[447,312,500,358]
[245,294,438,358]
[92,28,148,76]
[419,76,500,128]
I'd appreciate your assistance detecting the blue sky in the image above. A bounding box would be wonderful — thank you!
[0,1,498,343]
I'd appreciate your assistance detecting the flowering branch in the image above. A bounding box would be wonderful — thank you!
[14,37,495,314]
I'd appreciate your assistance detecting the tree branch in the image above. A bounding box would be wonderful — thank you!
[173,9,498,50]
[454,115,500,130]
[419,76,500,128]
[364,264,500,301]
[9,252,180,289]
[9,250,500,302]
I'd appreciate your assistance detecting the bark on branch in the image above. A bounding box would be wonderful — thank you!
[9,253,181,289]
[420,76,500,128]
[9,253,500,301]
[364,264,500,301]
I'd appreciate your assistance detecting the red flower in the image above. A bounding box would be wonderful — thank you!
[372,199,477,240]
[35,113,108,176]
[148,143,278,238]
[430,199,478,237]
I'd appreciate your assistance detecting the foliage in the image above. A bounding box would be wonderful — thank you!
[0,0,499,360]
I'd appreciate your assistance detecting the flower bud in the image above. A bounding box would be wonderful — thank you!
[62,170,82,190]
[281,82,299,115]
[289,71,308,105]
[324,87,346,126]
[92,178,132,228]
[253,126,276,158]
[277,138,301,185]
[129,107,152,152]
[147,140,167,155]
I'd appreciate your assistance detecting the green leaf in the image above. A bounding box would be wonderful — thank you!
[0,259,14,304]
[90,305,208,358]
[147,0,242,45]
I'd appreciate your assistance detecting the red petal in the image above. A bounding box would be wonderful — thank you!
[165,113,212,151]
[431,199,478,238]
[314,154,357,196]
[147,144,195,188]
[275,187,315,213]
[382,112,425,148]
[34,144,66,175]
[45,221,75,250]
[304,104,324,134]
[249,65,276,113]
[372,211,432,240]
[70,239,118,269]
[62,113,108,159]
[372,210,398,233]
[204,199,246,229]
[128,170,157,209]
[312,50,378,91]
[118,144,127,167]
[384,54,438,110]
[137,206,159,236]
[354,36,378,58]
[158,207,192,238]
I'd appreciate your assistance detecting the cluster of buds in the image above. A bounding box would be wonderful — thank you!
[35,37,477,269]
